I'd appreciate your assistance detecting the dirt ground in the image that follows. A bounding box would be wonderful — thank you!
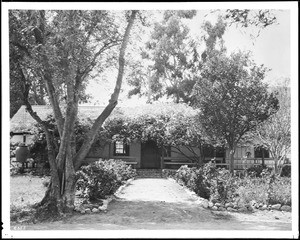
[10,175,48,209]
[11,178,292,231]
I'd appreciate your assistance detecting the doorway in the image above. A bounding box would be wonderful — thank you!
[141,140,161,169]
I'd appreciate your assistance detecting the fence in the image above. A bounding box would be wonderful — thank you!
[162,156,288,171]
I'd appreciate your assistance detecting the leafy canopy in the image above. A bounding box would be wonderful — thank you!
[194,50,279,149]
[103,103,206,148]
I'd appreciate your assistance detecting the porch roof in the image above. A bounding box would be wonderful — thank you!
[10,103,197,133]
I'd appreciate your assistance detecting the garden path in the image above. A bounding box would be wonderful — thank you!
[13,177,292,234]
[115,178,200,203]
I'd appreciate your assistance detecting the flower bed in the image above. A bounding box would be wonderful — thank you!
[172,163,291,212]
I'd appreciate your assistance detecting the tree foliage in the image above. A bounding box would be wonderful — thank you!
[252,79,291,173]
[194,50,279,172]
[224,9,277,29]
[127,10,199,104]
[127,9,279,105]
[9,11,48,117]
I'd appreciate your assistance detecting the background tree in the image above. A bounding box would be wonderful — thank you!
[127,10,199,104]
[251,78,291,173]
[193,51,279,173]
[225,9,277,27]
[9,9,137,217]
[127,9,278,105]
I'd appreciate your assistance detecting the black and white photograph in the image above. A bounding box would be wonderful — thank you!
[1,1,298,239]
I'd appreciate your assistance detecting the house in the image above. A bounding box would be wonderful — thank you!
[10,104,274,170]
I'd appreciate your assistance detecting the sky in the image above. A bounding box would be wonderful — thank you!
[84,8,292,107]
[191,10,291,83]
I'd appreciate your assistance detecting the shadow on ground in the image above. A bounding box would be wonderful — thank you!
[11,198,292,230]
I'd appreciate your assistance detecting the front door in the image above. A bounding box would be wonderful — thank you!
[141,140,161,169]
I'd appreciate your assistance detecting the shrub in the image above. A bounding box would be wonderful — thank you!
[235,171,291,207]
[174,165,197,187]
[175,162,238,203]
[235,177,269,206]
[246,164,272,178]
[192,168,211,200]
[280,164,291,177]
[107,159,137,181]
[10,142,19,158]
[175,165,211,200]
[201,163,239,204]
[268,176,291,206]
[10,160,25,175]
[174,162,291,207]
[210,168,239,204]
[76,159,136,202]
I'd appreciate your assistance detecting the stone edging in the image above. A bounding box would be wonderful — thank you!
[74,178,135,214]
[167,178,292,213]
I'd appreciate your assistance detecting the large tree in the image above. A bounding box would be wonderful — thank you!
[127,10,199,104]
[10,9,137,217]
[193,51,279,173]
[252,78,291,173]
[127,9,278,105]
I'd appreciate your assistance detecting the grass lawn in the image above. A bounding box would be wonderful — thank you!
[10,174,49,210]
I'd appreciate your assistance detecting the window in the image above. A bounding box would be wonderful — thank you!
[203,145,225,158]
[113,141,130,156]
[215,147,225,158]
[254,147,270,158]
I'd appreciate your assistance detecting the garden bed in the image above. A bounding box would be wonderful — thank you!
[10,159,137,222]
[164,163,292,213]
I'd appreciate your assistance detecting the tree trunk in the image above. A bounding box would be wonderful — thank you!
[74,10,137,170]
[61,144,77,211]
[198,143,204,167]
[37,11,137,218]
[274,156,279,174]
[229,147,235,174]
[26,10,137,220]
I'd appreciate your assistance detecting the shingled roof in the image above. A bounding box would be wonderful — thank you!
[10,103,197,133]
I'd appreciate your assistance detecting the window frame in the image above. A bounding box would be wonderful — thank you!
[113,140,130,156]
[254,146,270,158]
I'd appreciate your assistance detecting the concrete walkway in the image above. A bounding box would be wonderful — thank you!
[115,178,199,203]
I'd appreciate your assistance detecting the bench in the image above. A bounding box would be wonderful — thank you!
[123,161,138,168]
[164,162,196,165]
[163,157,197,168]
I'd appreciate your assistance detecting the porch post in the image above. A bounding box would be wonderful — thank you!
[262,147,265,166]
[161,144,165,169]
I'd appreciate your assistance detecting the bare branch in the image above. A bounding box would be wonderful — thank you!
[74,10,138,170]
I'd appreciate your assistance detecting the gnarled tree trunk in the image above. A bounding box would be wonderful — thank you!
[22,10,137,219]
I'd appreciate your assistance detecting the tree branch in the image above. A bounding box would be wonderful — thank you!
[73,10,138,170]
